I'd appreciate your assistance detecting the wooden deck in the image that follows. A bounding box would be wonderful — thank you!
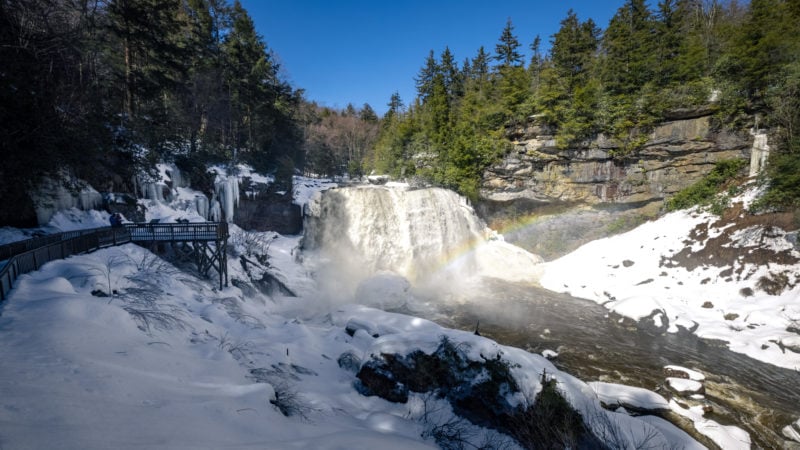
[0,222,229,301]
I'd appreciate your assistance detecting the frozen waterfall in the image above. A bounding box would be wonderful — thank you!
[749,130,770,177]
[304,185,543,286]
[32,176,103,225]
[213,177,239,222]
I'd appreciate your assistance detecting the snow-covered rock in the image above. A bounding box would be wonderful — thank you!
[666,377,705,395]
[588,381,670,412]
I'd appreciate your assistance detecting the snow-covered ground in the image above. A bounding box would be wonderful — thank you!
[540,189,800,371]
[0,231,703,449]
[0,174,719,449]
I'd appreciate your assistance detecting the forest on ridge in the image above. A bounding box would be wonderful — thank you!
[1,0,799,227]
[369,0,800,205]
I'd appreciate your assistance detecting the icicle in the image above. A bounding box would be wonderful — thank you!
[209,200,221,222]
[170,164,184,188]
[214,176,239,222]
[145,183,164,202]
[195,195,209,220]
[78,188,102,211]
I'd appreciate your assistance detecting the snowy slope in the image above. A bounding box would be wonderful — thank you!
[541,191,800,371]
[0,241,706,449]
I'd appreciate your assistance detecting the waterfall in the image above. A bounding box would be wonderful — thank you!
[749,130,770,177]
[304,185,543,285]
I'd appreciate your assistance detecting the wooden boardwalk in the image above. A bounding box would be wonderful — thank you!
[0,222,229,301]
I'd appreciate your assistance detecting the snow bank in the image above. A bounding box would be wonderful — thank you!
[541,198,800,370]
[0,240,706,449]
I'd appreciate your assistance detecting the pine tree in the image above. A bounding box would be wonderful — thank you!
[415,50,438,102]
[470,46,490,83]
[549,10,599,94]
[360,103,379,123]
[107,0,188,119]
[601,0,657,96]
[528,34,544,94]
[384,92,404,122]
[440,46,463,101]
[494,18,523,68]
[538,9,601,146]
[728,0,798,96]
[180,0,230,155]
[222,0,298,170]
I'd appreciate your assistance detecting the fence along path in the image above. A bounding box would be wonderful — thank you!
[0,222,229,302]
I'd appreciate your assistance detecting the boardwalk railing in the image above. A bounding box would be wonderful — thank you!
[0,222,229,302]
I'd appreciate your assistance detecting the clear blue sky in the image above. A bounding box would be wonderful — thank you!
[240,1,627,115]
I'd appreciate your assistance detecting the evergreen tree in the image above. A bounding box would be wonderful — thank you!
[470,46,491,83]
[538,9,600,146]
[549,10,599,94]
[654,0,683,85]
[415,50,438,102]
[384,92,404,123]
[601,0,657,96]
[440,47,463,101]
[461,58,472,81]
[222,0,295,168]
[107,0,188,120]
[179,0,230,155]
[360,103,379,123]
[727,0,798,96]
[494,18,523,68]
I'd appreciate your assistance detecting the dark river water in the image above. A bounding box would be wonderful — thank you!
[403,280,800,449]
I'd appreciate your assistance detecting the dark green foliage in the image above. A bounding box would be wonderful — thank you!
[601,0,657,96]
[363,0,799,207]
[494,18,523,68]
[0,0,302,226]
[666,159,747,212]
[753,152,800,210]
[536,10,601,148]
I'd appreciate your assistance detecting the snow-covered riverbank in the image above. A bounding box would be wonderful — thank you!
[540,191,800,372]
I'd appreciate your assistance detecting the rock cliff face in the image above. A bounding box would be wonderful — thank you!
[481,114,750,205]
[477,113,754,260]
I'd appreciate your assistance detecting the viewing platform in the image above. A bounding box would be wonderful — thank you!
[0,222,229,301]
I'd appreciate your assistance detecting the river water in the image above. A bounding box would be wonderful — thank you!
[305,185,800,448]
[406,279,800,449]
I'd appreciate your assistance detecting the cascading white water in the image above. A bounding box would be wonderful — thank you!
[304,185,543,286]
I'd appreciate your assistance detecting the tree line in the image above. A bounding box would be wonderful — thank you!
[0,0,309,225]
[2,0,798,227]
[365,0,800,208]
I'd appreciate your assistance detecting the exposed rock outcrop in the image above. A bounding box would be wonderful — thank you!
[477,113,753,259]
[481,114,749,206]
